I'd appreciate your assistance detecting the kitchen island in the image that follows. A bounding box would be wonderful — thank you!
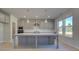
[14,32,59,49]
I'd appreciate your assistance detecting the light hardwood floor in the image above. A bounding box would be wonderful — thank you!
[0,41,79,51]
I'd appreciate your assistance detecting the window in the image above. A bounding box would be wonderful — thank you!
[64,16,73,37]
[57,16,73,37]
[58,20,63,34]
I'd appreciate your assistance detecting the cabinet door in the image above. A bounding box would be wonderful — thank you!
[5,15,10,23]
[0,12,5,22]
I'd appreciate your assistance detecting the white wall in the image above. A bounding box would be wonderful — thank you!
[55,9,79,49]
[0,23,4,42]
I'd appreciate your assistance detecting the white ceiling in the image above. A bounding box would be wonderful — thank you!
[1,8,69,19]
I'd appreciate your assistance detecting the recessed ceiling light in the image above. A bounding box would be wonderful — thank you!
[48,16,50,18]
[24,16,26,18]
[35,16,38,18]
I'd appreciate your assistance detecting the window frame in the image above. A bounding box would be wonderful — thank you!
[58,20,63,35]
[58,16,73,38]
[64,16,73,38]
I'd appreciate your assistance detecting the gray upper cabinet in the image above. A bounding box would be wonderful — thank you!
[5,15,10,23]
[0,12,9,23]
[0,12,5,22]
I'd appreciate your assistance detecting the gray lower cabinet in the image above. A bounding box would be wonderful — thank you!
[37,36,49,45]
[18,36,55,48]
[18,36,35,48]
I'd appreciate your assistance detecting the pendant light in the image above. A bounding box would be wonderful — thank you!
[27,19,30,23]
[44,9,48,23]
[45,19,48,23]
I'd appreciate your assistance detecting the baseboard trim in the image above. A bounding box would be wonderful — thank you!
[62,41,79,51]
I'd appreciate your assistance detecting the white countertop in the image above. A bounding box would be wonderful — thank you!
[15,32,58,36]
